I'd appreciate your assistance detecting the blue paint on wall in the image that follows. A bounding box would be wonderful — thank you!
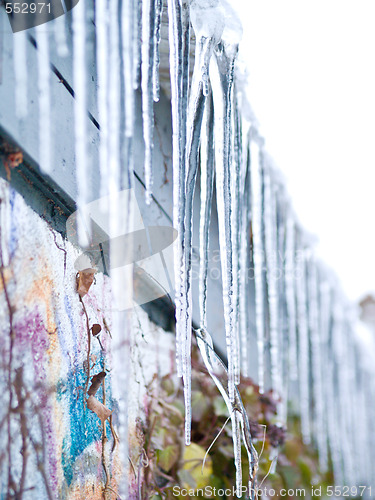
[59,295,116,487]
[60,368,103,486]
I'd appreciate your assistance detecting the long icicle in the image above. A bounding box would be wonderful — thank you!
[317,273,330,470]
[122,0,135,139]
[285,210,298,381]
[239,163,250,377]
[276,192,289,424]
[295,237,311,444]
[180,55,205,446]
[181,0,221,444]
[141,0,157,204]
[72,0,89,246]
[96,0,109,201]
[328,296,345,484]
[321,283,343,484]
[168,0,186,375]
[210,42,245,496]
[121,0,135,191]
[152,0,163,102]
[232,89,242,384]
[308,257,327,471]
[264,166,280,395]
[199,90,215,330]
[210,43,238,403]
[108,0,121,239]
[250,138,265,393]
[333,304,352,484]
[133,0,142,90]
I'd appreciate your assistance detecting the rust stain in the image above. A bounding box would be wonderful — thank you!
[0,266,13,293]
[4,152,23,180]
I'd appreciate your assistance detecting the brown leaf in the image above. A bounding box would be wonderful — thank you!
[91,324,102,336]
[87,371,106,396]
[87,395,112,424]
[76,269,96,297]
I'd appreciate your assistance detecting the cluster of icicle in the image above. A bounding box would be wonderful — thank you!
[164,0,374,491]
[254,146,374,487]
[16,0,375,494]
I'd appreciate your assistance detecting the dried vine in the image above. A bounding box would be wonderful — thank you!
[0,199,16,498]
[0,208,54,500]
[76,270,119,499]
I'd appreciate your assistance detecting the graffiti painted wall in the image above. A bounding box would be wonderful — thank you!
[0,178,175,499]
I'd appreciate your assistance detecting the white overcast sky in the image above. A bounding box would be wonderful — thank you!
[235,0,375,301]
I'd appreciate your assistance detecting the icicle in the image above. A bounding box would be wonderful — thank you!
[356,356,372,484]
[168,0,186,379]
[368,382,375,484]
[96,0,109,201]
[123,27,135,135]
[141,0,156,204]
[264,167,280,395]
[210,40,239,403]
[133,0,142,89]
[357,344,372,483]
[276,193,289,424]
[120,0,133,164]
[196,328,258,499]
[199,91,214,330]
[180,0,190,128]
[231,90,242,385]
[239,166,250,377]
[295,240,311,444]
[249,139,265,393]
[108,0,121,235]
[343,324,359,484]
[308,258,327,471]
[320,281,343,483]
[121,0,136,197]
[180,0,222,445]
[36,25,51,174]
[153,0,163,102]
[210,52,236,401]
[54,14,69,57]
[210,36,248,488]
[167,0,190,447]
[285,211,298,381]
[233,410,242,498]
[210,2,242,399]
[334,309,354,484]
[13,31,27,118]
[330,298,348,483]
[72,0,89,246]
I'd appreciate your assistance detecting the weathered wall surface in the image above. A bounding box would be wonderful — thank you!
[0,178,175,499]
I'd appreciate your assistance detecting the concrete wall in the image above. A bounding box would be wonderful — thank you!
[0,177,175,499]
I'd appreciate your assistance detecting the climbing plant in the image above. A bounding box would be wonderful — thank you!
[131,342,334,500]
